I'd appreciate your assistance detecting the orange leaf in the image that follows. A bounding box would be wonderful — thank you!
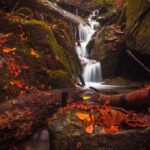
[76,112,91,122]
[0,39,6,44]
[44,92,51,96]
[10,80,25,89]
[105,126,119,133]
[21,65,29,69]
[39,84,46,89]
[85,124,94,134]
[50,115,58,121]
[3,47,16,53]
[29,48,40,58]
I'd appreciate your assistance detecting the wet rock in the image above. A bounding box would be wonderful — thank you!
[0,11,81,102]
[97,9,117,26]
[90,25,126,78]
[48,103,150,150]
[98,4,109,15]
[86,38,95,55]
[126,0,150,55]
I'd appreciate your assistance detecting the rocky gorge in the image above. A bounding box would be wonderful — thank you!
[0,0,150,149]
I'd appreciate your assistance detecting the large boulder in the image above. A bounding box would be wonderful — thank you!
[0,10,81,102]
[126,0,150,55]
[90,25,126,78]
[48,103,150,150]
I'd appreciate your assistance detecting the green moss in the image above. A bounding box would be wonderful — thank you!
[100,10,116,18]
[23,19,73,73]
[0,12,81,102]
[53,20,74,47]
[15,7,33,17]
[126,0,150,54]
[48,70,73,88]
[95,27,109,60]
[96,0,115,6]
[126,0,147,28]
[44,14,56,23]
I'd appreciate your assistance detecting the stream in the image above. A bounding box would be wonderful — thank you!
[76,10,102,85]
[15,9,139,150]
[75,10,126,90]
[16,10,103,150]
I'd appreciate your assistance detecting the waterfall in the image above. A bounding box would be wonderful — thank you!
[83,61,102,82]
[75,10,102,86]
[78,24,91,42]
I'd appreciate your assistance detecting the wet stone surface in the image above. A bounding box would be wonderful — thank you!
[48,103,150,150]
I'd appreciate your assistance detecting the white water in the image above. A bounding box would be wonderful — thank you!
[75,10,128,90]
[75,10,102,87]
[83,61,102,82]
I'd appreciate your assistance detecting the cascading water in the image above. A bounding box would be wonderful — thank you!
[75,10,102,87]
[83,61,102,82]
[75,10,127,89]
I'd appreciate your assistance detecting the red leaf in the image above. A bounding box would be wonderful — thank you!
[85,123,94,134]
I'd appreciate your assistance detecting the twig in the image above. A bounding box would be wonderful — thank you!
[11,2,20,13]
[127,50,150,73]
[112,106,129,114]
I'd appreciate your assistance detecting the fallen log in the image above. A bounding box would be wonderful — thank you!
[0,88,82,149]
[0,90,61,150]
[87,85,150,110]
[13,0,87,25]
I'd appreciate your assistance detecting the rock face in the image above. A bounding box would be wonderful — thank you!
[126,0,150,55]
[90,25,126,78]
[90,1,150,79]
[0,4,81,102]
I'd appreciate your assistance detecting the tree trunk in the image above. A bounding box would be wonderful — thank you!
[89,85,150,110]
[0,90,61,150]
[3,0,87,25]
[0,88,82,149]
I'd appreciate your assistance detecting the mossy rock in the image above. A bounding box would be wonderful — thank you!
[0,13,81,102]
[23,19,73,73]
[95,0,116,8]
[52,20,74,49]
[47,70,73,89]
[0,9,83,103]
[48,103,150,150]
[91,25,126,77]
[126,0,150,55]
[91,26,109,61]
[43,14,56,23]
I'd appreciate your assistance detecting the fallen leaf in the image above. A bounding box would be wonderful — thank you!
[21,65,29,69]
[55,56,60,61]
[39,84,46,89]
[10,80,25,89]
[0,39,6,44]
[44,92,51,96]
[85,123,94,134]
[76,112,91,122]
[0,60,4,69]
[50,115,58,121]
[3,47,16,53]
[82,96,91,100]
[29,48,40,58]
[105,126,119,133]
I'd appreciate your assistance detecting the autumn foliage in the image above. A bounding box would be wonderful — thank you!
[50,102,150,134]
